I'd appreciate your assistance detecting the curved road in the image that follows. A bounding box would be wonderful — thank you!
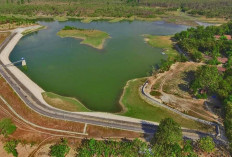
[0,27,226,142]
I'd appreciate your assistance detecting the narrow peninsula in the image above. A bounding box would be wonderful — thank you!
[57,26,110,49]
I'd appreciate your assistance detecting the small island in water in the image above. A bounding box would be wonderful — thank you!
[57,26,110,49]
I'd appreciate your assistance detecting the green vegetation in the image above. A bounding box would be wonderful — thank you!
[174,21,232,61]
[50,138,70,157]
[0,0,231,20]
[174,21,232,151]
[120,78,211,131]
[152,118,182,145]
[150,90,161,97]
[54,16,68,22]
[57,26,110,49]
[21,25,46,35]
[77,118,203,157]
[144,35,179,58]
[77,138,150,157]
[191,65,222,94]
[0,15,35,30]
[42,92,90,112]
[158,55,187,73]
[4,140,18,157]
[151,118,197,157]
[198,136,215,153]
[0,118,17,137]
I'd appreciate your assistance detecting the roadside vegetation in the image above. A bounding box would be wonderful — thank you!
[57,26,110,49]
[50,118,219,156]
[42,92,90,112]
[173,21,232,151]
[120,78,211,131]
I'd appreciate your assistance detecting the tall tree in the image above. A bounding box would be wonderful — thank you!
[152,118,182,145]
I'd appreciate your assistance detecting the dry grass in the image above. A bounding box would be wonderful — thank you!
[150,62,219,123]
[0,32,10,44]
[0,77,85,133]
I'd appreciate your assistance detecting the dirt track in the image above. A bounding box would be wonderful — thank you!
[147,62,220,123]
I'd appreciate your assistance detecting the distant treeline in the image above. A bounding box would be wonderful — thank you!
[0,15,35,25]
[0,0,231,19]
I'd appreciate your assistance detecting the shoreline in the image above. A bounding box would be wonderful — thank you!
[0,25,224,136]
[0,26,50,106]
[2,14,228,27]
[0,27,161,124]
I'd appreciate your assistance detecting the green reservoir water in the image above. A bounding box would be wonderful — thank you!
[10,20,188,112]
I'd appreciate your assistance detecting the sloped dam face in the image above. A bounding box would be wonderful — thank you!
[10,20,188,112]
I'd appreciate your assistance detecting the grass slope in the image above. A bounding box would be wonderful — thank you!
[144,35,178,58]
[42,92,90,112]
[120,78,212,132]
[57,27,110,49]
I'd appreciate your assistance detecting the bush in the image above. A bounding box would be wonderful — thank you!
[198,136,215,153]
[50,138,70,157]
[0,118,17,137]
[63,26,77,30]
[4,140,18,157]
[196,93,207,99]
[150,90,162,97]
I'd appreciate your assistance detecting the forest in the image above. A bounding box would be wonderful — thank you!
[0,0,231,19]
[174,22,232,62]
[159,21,232,152]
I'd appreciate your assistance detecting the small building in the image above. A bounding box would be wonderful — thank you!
[217,66,226,72]
[204,55,212,61]
[214,35,232,40]
[217,57,228,64]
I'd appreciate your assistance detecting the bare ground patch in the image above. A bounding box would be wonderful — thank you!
[148,62,220,123]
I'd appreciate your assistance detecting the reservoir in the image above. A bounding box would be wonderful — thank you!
[10,20,188,112]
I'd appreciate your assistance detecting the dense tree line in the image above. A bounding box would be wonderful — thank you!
[72,118,213,157]
[0,0,232,19]
[0,15,35,25]
[174,22,232,62]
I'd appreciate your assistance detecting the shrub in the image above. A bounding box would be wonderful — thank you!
[50,138,70,157]
[0,118,17,137]
[150,90,162,97]
[63,26,77,30]
[4,140,18,157]
[198,136,215,153]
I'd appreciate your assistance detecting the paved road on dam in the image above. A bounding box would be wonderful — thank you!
[0,27,226,143]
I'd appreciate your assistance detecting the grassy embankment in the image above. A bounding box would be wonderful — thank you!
[21,25,47,35]
[57,26,110,49]
[119,78,212,132]
[42,92,90,112]
[144,34,179,58]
